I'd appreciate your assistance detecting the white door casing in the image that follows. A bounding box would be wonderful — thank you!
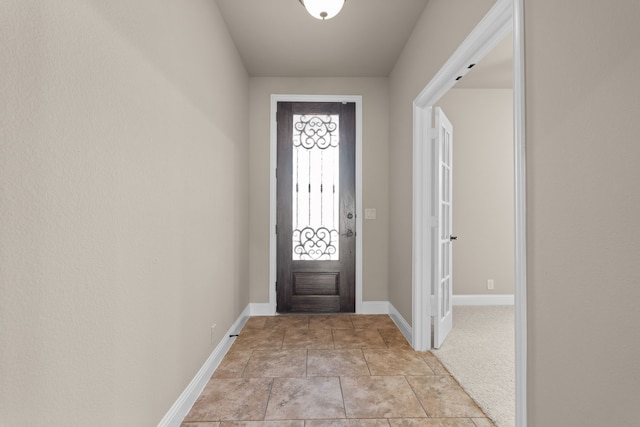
[433,107,454,349]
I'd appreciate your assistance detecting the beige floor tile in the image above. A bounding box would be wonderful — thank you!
[378,328,413,349]
[243,317,269,330]
[184,378,273,422]
[307,349,370,376]
[230,329,285,351]
[219,422,304,427]
[406,376,485,418]
[306,420,391,426]
[264,315,310,330]
[419,352,451,376]
[282,328,335,349]
[181,422,221,427]
[350,315,396,329]
[185,314,494,427]
[242,349,307,378]
[265,377,346,420]
[341,376,427,419]
[470,419,496,427]
[363,349,435,376]
[388,419,477,427]
[309,314,355,329]
[332,329,387,349]
[212,351,252,378]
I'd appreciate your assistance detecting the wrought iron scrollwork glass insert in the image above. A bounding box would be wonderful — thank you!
[292,114,340,261]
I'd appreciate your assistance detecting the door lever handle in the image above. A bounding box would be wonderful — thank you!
[342,229,354,237]
[450,235,458,241]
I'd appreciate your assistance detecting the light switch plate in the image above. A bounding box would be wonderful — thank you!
[365,208,377,220]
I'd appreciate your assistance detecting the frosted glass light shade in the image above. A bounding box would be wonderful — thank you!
[299,0,345,20]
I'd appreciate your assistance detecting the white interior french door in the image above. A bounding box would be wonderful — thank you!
[433,107,454,349]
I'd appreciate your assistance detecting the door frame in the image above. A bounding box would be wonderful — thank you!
[411,0,527,426]
[269,94,363,314]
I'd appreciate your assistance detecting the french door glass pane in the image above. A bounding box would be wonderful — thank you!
[292,114,340,261]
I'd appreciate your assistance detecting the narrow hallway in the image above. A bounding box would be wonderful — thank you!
[181,315,495,426]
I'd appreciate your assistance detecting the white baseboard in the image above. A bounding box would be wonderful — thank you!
[249,302,275,316]
[388,303,413,344]
[359,301,413,345]
[359,301,390,314]
[157,305,251,427]
[453,294,514,306]
[248,301,398,316]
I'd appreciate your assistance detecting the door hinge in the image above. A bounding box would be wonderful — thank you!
[275,224,278,234]
[275,281,278,291]
[428,128,437,140]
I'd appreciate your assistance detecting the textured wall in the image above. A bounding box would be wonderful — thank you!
[525,0,640,425]
[388,0,497,322]
[248,77,390,303]
[437,88,514,296]
[0,1,249,425]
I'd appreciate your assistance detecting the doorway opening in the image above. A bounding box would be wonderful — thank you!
[411,0,526,426]
[432,43,515,426]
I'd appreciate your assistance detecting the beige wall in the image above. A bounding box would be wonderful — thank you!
[526,0,640,425]
[437,89,514,295]
[0,1,249,425]
[249,78,390,303]
[388,0,497,322]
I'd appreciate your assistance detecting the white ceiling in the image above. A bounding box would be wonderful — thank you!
[215,0,512,87]
[216,0,430,77]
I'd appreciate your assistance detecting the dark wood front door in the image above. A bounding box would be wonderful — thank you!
[276,101,356,313]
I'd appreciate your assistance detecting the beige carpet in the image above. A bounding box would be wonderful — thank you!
[432,305,515,427]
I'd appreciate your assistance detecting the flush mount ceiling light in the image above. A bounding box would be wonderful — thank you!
[298,0,346,20]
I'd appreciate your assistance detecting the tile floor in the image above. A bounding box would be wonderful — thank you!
[182,314,495,427]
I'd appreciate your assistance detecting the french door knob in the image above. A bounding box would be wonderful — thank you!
[343,229,354,237]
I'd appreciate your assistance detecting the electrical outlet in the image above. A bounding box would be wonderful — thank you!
[487,279,495,290]
[211,324,217,345]
[365,208,377,220]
